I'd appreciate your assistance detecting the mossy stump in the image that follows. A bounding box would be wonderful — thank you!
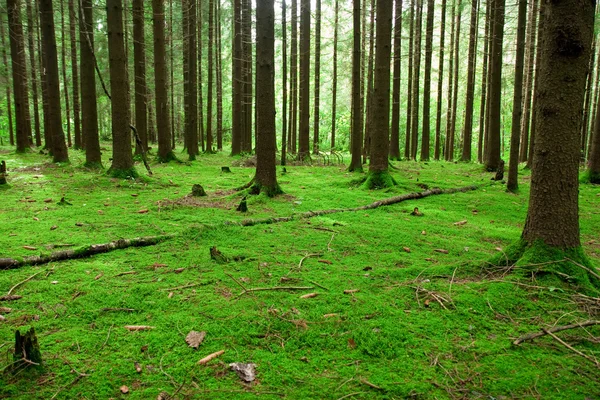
[191,184,207,197]
[0,160,7,185]
[10,327,43,374]
[221,166,232,173]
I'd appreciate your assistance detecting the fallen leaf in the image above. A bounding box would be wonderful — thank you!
[403,247,411,253]
[137,209,149,214]
[23,246,37,250]
[300,292,318,299]
[344,289,360,294]
[434,249,449,254]
[44,198,53,203]
[124,325,155,331]
[120,385,129,394]
[348,338,356,349]
[168,292,174,298]
[50,225,58,230]
[318,259,332,265]
[134,362,142,373]
[229,362,257,382]
[197,350,225,365]
[454,220,468,226]
[185,331,206,349]
[33,217,39,221]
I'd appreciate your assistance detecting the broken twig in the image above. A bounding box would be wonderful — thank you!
[513,320,600,345]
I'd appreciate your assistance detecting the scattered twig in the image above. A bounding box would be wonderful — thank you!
[225,272,248,292]
[114,271,137,277]
[159,354,179,387]
[297,253,323,270]
[542,328,600,367]
[327,234,335,252]
[308,280,330,291]
[159,283,202,291]
[448,267,458,299]
[61,357,90,378]
[197,350,225,365]
[125,325,155,331]
[236,286,314,299]
[360,379,384,390]
[336,392,366,400]
[565,258,600,281]
[100,325,114,350]
[513,320,600,345]
[7,270,44,296]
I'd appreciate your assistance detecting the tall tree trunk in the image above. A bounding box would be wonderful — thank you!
[297,0,310,160]
[526,3,545,169]
[79,0,101,166]
[215,0,223,151]
[197,0,204,151]
[242,0,253,152]
[68,0,81,149]
[60,0,71,148]
[522,0,594,251]
[0,15,14,146]
[331,0,339,151]
[153,0,174,161]
[434,0,447,161]
[363,0,375,162]
[206,0,214,151]
[288,0,297,153]
[460,0,478,162]
[312,0,321,155]
[448,1,461,160]
[389,0,402,160]
[183,0,198,159]
[253,0,282,196]
[444,0,456,161]
[420,0,433,161]
[589,93,600,183]
[7,0,32,153]
[484,0,504,171]
[26,0,41,147]
[133,0,148,155]
[405,0,415,159]
[506,0,527,191]
[169,0,175,149]
[281,0,288,163]
[232,0,242,155]
[107,0,135,175]
[518,0,537,162]
[589,41,600,162]
[409,0,422,160]
[39,0,68,162]
[478,0,491,163]
[349,0,363,172]
[365,0,394,188]
[581,36,597,162]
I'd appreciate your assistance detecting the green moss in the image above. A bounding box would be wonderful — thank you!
[362,170,397,189]
[156,151,179,163]
[249,182,284,197]
[83,161,103,169]
[107,167,138,179]
[581,169,600,184]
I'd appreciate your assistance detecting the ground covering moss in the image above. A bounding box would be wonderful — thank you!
[0,146,599,399]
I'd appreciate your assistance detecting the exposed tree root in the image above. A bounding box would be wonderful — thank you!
[0,235,173,270]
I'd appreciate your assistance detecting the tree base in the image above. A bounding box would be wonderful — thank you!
[10,327,43,375]
[362,171,397,190]
[582,170,600,184]
[157,151,178,163]
[249,182,283,198]
[83,161,103,170]
[108,167,139,179]
[488,239,600,291]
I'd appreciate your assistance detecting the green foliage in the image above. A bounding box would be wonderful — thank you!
[0,147,599,399]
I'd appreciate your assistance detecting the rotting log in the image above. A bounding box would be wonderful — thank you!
[0,235,173,270]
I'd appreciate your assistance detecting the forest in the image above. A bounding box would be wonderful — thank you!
[0,0,600,398]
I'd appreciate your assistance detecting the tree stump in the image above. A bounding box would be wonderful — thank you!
[221,166,231,173]
[210,246,229,264]
[191,184,207,197]
[11,327,43,374]
[236,196,248,212]
[0,161,7,185]
[492,159,505,181]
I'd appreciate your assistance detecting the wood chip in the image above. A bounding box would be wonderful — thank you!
[23,246,37,250]
[323,313,338,318]
[344,289,360,294]
[33,217,39,221]
[50,225,58,230]
[197,350,224,365]
[0,307,12,313]
[97,210,104,215]
[434,249,449,254]
[124,325,155,331]
[300,292,318,299]
[94,273,103,280]
[403,247,411,253]
[185,331,206,349]
[454,220,468,226]
[318,259,332,265]
[168,292,174,298]
[44,198,53,203]
[173,268,185,274]
[138,209,149,214]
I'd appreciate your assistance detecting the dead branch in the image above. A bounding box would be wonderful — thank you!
[542,328,600,367]
[308,280,330,291]
[101,308,136,313]
[0,235,173,270]
[236,286,314,298]
[197,350,225,365]
[7,270,44,296]
[159,283,202,291]
[565,258,600,281]
[513,320,600,345]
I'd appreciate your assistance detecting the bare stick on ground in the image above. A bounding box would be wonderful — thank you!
[513,320,600,345]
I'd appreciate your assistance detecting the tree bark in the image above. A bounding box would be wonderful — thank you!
[434,0,446,161]
[0,5,14,146]
[281,0,288,163]
[420,0,434,161]
[518,0,538,163]
[297,0,310,160]
[26,0,41,147]
[526,3,545,170]
[348,0,363,172]
[242,0,253,153]
[183,0,198,159]
[389,0,402,160]
[215,0,223,151]
[312,0,321,155]
[68,0,81,149]
[132,0,148,155]
[363,0,375,163]
[206,0,215,152]
[288,0,298,154]
[232,0,242,155]
[460,0,478,162]
[60,0,71,148]
[448,1,461,161]
[477,0,491,163]
[405,0,415,159]
[444,0,455,161]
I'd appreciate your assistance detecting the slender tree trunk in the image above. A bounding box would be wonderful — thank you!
[366,0,394,187]
[232,0,242,155]
[7,0,32,153]
[183,0,198,159]
[68,0,81,149]
[216,0,223,151]
[331,0,339,151]
[434,0,447,161]
[169,0,175,149]
[409,0,422,160]
[363,0,375,162]
[349,0,363,172]
[589,93,600,183]
[484,0,504,171]
[152,0,174,161]
[389,0,402,160]
[589,42,600,161]
[39,0,68,162]
[312,0,321,155]
[506,0,527,191]
[197,0,204,151]
[296,0,310,160]
[444,0,456,161]
[518,0,538,162]
[478,0,491,163]
[405,0,415,159]
[60,0,71,148]
[206,0,214,151]
[253,0,282,196]
[281,0,288,163]
[288,0,297,154]
[79,0,101,166]
[420,0,433,161]
[581,36,596,162]
[449,1,461,160]
[0,16,14,146]
[460,0,478,162]
[26,0,41,147]
[242,0,253,152]
[526,3,545,169]
[107,0,134,175]
[522,0,594,249]
[133,0,148,155]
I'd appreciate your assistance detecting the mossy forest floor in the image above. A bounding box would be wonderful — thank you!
[1,146,599,399]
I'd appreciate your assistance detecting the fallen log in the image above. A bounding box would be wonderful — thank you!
[0,235,173,270]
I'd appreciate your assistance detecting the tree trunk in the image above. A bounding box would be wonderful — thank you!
[288,0,298,154]
[39,0,68,163]
[518,0,538,163]
[522,0,593,251]
[405,0,415,159]
[207,0,214,152]
[232,0,242,155]
[68,0,81,149]
[506,0,527,191]
[389,0,402,160]
[312,0,321,155]
[420,0,434,161]
[448,1,461,161]
[581,34,597,162]
[460,0,478,162]
[409,0,422,160]
[444,0,456,161]
[281,0,288,163]
[484,0,504,171]
[215,0,223,151]
[589,42,600,162]
[197,0,204,152]
[183,0,198,160]
[297,0,310,160]
[26,0,41,147]
[330,0,339,151]
[349,0,363,172]
[526,3,545,170]
[252,0,282,197]
[1,6,14,146]
[434,0,447,161]
[107,0,135,176]
[152,0,174,161]
[589,99,600,183]
[169,0,175,150]
[79,0,101,167]
[242,0,253,153]
[60,0,71,148]
[363,0,375,162]
[132,0,148,155]
[478,0,491,163]
[365,0,394,188]
[7,0,32,153]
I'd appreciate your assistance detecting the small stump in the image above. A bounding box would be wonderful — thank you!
[191,184,207,197]
[236,196,248,212]
[221,166,231,173]
[492,159,505,181]
[10,327,43,374]
[0,161,7,185]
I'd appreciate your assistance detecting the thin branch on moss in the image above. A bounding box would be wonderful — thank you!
[565,258,600,281]
[542,328,600,367]
[513,320,600,345]
[236,286,314,299]
[7,270,44,296]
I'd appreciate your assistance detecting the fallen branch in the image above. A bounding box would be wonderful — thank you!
[0,235,173,270]
[513,320,600,345]
[197,350,225,365]
[565,258,600,281]
[542,328,600,367]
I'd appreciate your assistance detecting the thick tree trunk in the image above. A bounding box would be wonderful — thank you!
[460,0,478,162]
[252,0,281,197]
[26,0,41,147]
[297,0,310,160]
[506,0,527,191]
[281,0,288,163]
[522,0,594,248]
[434,0,446,161]
[232,0,242,155]
[68,0,81,149]
[389,0,402,160]
[79,0,101,166]
[348,0,363,172]
[312,0,321,155]
[518,0,538,163]
[420,0,434,161]
[39,0,69,163]
[133,0,148,155]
